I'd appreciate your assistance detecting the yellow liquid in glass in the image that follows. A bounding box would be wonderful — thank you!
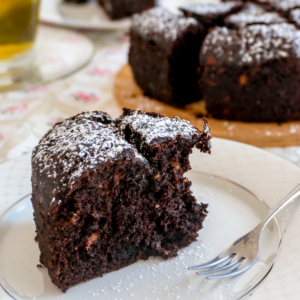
[0,0,40,60]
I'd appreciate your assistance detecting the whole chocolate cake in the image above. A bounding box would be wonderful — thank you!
[200,23,300,122]
[129,7,204,106]
[31,108,211,292]
[126,1,300,123]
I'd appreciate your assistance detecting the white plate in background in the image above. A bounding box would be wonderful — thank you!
[40,0,218,30]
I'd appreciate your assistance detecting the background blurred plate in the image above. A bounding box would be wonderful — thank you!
[40,0,130,30]
[40,0,217,30]
[1,138,300,299]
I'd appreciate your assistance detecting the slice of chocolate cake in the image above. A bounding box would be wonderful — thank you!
[224,2,286,28]
[179,1,244,29]
[129,7,204,106]
[200,23,300,122]
[98,0,156,20]
[31,108,211,292]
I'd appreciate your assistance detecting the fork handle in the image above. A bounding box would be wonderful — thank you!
[256,184,300,234]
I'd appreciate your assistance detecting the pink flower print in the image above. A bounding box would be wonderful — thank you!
[74,92,99,103]
[62,35,80,44]
[47,118,64,127]
[90,68,114,76]
[2,103,28,114]
[47,57,66,67]
[0,134,4,141]
[28,86,48,93]
[119,34,129,42]
[106,48,128,56]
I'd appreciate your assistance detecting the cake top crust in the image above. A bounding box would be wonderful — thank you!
[32,111,146,193]
[32,109,211,204]
[179,1,244,25]
[201,23,300,66]
[268,0,300,13]
[225,2,285,28]
[179,1,243,16]
[116,108,209,148]
[290,8,300,26]
[130,7,199,45]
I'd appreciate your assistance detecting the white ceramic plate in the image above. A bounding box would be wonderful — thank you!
[0,138,300,300]
[40,0,216,30]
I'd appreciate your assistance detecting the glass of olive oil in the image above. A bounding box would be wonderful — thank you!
[0,0,40,76]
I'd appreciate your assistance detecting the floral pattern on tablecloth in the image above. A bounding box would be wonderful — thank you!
[0,28,126,164]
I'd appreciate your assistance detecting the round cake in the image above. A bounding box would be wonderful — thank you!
[128,1,300,123]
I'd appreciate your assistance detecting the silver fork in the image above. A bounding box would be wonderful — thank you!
[189,184,300,279]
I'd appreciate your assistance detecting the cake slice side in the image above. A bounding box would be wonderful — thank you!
[115,108,211,257]
[32,153,150,292]
[129,7,204,106]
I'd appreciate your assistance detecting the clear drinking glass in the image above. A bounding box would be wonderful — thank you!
[0,0,40,88]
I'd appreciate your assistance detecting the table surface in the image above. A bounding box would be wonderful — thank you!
[1,24,300,300]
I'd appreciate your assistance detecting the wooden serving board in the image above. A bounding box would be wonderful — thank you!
[114,64,300,147]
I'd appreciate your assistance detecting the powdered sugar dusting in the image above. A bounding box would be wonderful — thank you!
[116,110,203,146]
[270,0,300,13]
[131,7,198,44]
[201,23,300,66]
[32,111,145,195]
[179,1,242,17]
[32,110,211,205]
[225,3,285,28]
[290,8,300,27]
